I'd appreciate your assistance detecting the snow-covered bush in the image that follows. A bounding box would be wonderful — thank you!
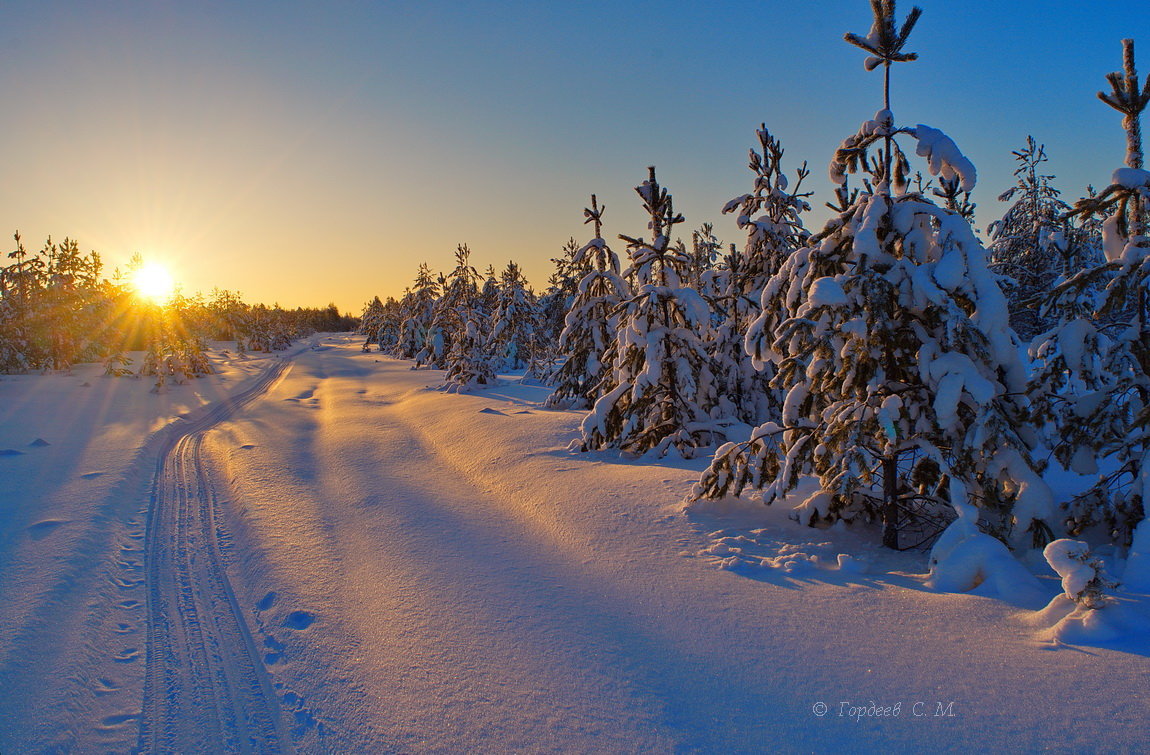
[926,485,1046,606]
[1043,539,1118,609]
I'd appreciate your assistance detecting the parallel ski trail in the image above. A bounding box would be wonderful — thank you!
[137,359,293,753]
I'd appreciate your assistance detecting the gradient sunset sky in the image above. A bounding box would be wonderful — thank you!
[1,1,1147,313]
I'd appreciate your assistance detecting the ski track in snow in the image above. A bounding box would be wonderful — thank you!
[137,358,293,752]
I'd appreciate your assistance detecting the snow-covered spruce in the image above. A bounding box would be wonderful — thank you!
[692,127,813,495]
[489,261,542,371]
[396,264,441,362]
[1035,39,1150,545]
[547,196,629,409]
[579,168,721,457]
[986,137,1077,341]
[359,295,386,351]
[698,0,1051,551]
[531,237,585,381]
[436,245,495,392]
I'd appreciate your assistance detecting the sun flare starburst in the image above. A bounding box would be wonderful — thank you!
[131,261,176,305]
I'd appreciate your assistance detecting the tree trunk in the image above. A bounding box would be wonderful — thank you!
[882,452,899,550]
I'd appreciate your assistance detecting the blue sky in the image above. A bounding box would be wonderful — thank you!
[0,1,1147,311]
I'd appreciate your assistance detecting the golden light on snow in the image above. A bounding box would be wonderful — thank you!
[131,261,177,305]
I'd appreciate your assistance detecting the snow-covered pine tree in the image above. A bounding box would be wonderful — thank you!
[725,126,812,305]
[694,126,814,489]
[722,127,812,409]
[579,169,719,457]
[987,137,1073,341]
[699,0,1051,550]
[537,238,583,348]
[359,295,386,351]
[546,195,629,408]
[374,297,402,353]
[398,264,440,362]
[1035,38,1150,545]
[479,265,500,319]
[489,261,540,370]
[0,233,36,373]
[702,245,771,426]
[687,223,722,293]
[438,245,495,391]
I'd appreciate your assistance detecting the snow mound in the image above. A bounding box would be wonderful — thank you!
[1028,595,1132,645]
[927,519,1046,607]
[1027,593,1150,647]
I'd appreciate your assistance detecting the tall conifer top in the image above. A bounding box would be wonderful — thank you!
[1098,39,1150,169]
[844,0,922,109]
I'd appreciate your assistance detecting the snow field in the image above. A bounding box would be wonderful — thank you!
[205,336,1150,751]
[1,334,1148,751]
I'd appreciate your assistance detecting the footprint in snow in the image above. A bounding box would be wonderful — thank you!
[263,635,286,666]
[29,438,50,447]
[28,520,66,539]
[257,591,278,611]
[0,449,25,456]
[240,444,257,450]
[80,471,106,479]
[283,610,315,630]
[281,691,320,739]
[478,407,506,416]
[113,648,139,663]
[93,678,120,696]
[98,712,138,729]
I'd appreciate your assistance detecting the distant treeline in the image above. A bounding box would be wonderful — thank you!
[0,233,356,382]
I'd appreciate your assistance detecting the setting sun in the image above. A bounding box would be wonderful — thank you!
[131,261,176,304]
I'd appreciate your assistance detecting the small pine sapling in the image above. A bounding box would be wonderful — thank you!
[1043,539,1119,609]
